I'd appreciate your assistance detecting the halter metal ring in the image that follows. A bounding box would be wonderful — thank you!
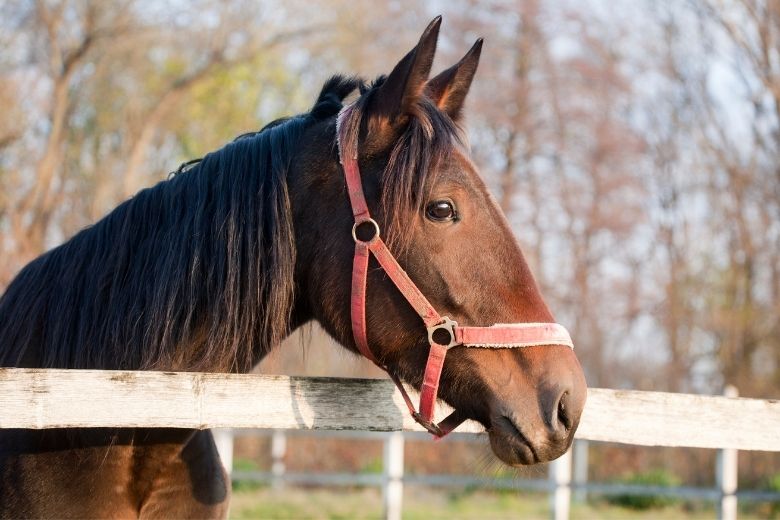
[412,411,444,436]
[352,218,381,244]
[427,316,459,349]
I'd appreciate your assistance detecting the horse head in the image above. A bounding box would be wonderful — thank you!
[291,17,587,465]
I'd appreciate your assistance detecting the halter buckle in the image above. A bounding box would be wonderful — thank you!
[427,316,459,349]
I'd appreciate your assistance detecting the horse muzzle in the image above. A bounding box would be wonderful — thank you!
[484,346,587,465]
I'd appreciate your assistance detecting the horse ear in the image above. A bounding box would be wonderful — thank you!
[372,16,441,122]
[425,38,483,121]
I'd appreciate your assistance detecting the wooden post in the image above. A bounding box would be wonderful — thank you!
[271,430,287,489]
[212,428,234,475]
[550,447,572,520]
[573,439,589,503]
[382,431,404,520]
[717,385,739,520]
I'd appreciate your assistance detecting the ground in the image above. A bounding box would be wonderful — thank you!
[228,486,775,519]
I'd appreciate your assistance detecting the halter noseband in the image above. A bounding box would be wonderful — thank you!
[336,104,574,437]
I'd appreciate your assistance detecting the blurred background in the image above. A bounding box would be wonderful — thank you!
[1,0,779,517]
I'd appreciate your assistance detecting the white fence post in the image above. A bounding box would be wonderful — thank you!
[717,385,739,520]
[271,430,287,489]
[573,439,589,503]
[382,431,404,520]
[550,447,572,520]
[213,428,234,475]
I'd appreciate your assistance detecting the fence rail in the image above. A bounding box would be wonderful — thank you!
[1,368,779,451]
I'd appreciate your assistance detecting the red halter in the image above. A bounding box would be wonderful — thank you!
[336,105,574,437]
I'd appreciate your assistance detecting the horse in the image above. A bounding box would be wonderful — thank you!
[0,17,586,518]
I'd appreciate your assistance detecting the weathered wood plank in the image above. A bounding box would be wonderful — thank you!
[0,369,778,451]
[0,369,410,431]
[578,388,780,451]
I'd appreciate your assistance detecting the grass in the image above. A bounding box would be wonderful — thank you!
[228,486,774,519]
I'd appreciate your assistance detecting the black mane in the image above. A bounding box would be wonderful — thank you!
[0,75,360,372]
[0,72,461,372]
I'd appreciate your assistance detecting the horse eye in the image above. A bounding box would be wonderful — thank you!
[425,200,457,222]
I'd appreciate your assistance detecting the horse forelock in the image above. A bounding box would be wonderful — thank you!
[337,83,466,253]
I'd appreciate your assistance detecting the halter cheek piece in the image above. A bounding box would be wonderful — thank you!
[336,104,574,438]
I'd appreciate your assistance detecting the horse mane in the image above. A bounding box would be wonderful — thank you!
[0,75,360,372]
[0,72,461,372]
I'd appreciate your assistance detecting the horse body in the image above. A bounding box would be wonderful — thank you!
[0,90,309,519]
[0,18,586,518]
[0,429,227,518]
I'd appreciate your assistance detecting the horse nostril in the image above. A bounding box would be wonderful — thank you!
[557,391,572,431]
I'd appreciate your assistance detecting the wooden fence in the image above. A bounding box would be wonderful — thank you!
[1,368,779,519]
[213,429,780,520]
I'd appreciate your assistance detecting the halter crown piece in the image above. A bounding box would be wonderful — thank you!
[336,104,574,437]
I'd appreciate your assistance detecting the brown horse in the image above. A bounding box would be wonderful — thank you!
[0,18,586,518]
